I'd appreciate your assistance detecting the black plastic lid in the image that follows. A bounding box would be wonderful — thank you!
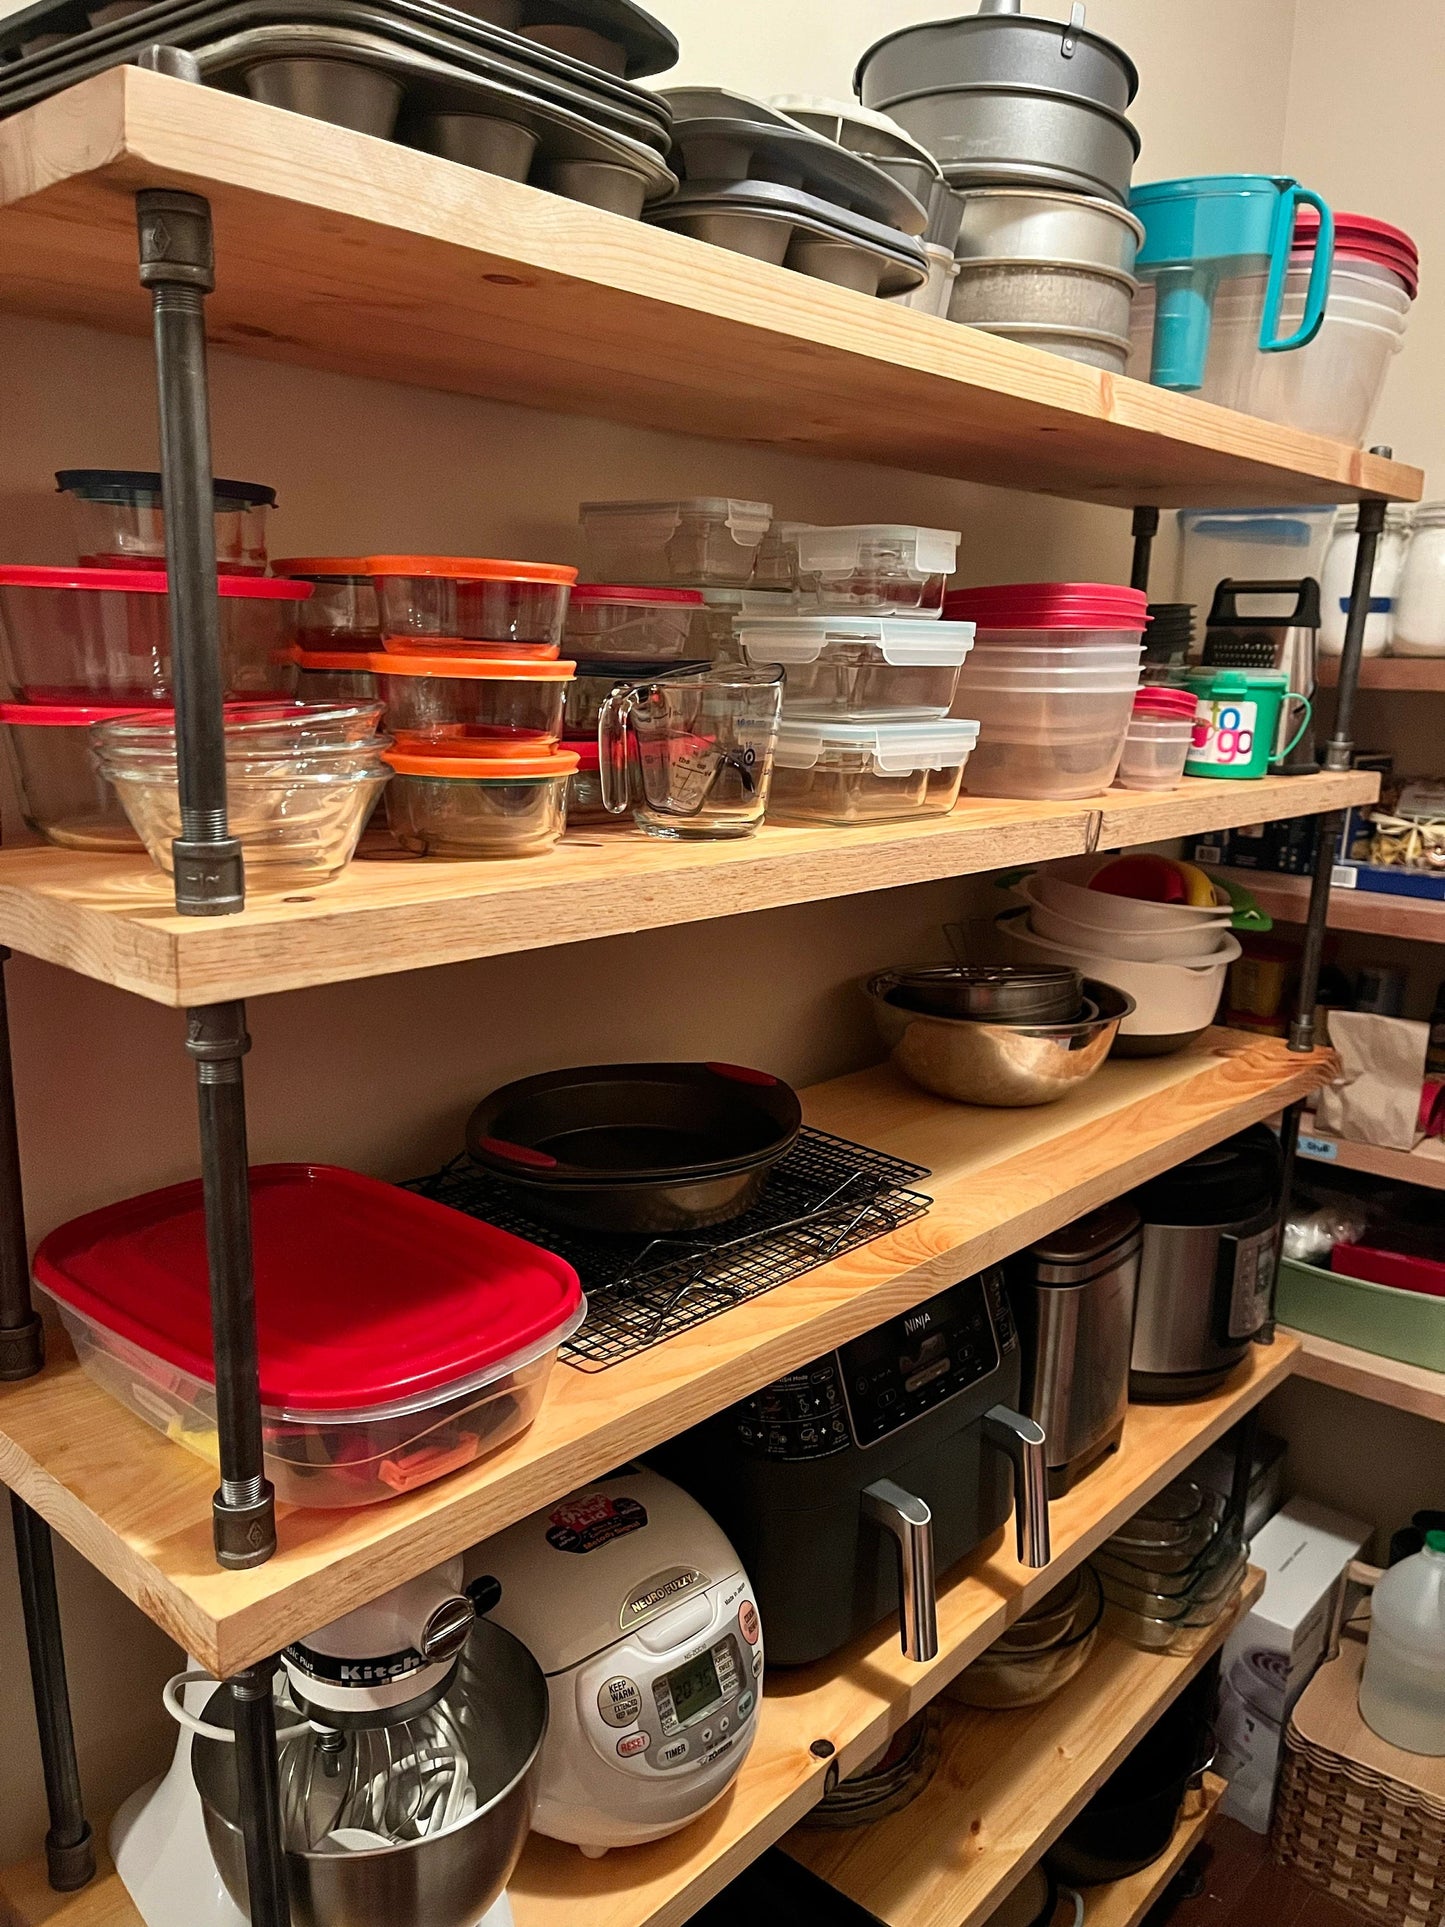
[572,657,710,678]
[1130,1125,1281,1227]
[1029,1199,1142,1271]
[55,470,277,509]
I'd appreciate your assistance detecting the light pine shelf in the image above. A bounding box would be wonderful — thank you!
[0,1030,1321,1677]
[0,769,1377,1007]
[0,1837,134,1927]
[1297,1132,1445,1190]
[786,1593,1254,1927]
[1217,866,1445,942]
[1286,1329,1445,1425]
[1318,657,1445,690]
[0,69,1422,510]
[1081,1773,1226,1927]
[510,1432,1277,1927]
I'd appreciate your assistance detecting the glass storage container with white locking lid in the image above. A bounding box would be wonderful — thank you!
[736,614,976,718]
[767,716,980,825]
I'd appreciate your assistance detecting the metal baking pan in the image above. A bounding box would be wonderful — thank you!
[0,0,676,73]
[668,114,927,236]
[856,7,1139,115]
[659,175,926,261]
[648,183,927,298]
[656,84,801,130]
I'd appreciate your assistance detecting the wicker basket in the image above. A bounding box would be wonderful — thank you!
[1273,1635,1445,1923]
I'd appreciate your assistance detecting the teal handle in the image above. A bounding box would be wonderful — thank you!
[1269,692,1314,765]
[1260,184,1333,355]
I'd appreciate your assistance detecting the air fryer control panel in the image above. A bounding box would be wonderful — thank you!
[732,1271,1012,1460]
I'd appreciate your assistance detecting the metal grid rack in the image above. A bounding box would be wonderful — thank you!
[407,1129,933,1370]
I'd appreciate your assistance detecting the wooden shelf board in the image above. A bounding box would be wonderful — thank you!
[1081,1773,1226,1927]
[1216,866,1445,942]
[1318,658,1445,690]
[0,1031,1320,1677]
[0,1837,135,1927]
[1285,1329,1445,1426]
[786,1590,1256,1927]
[0,769,1377,1007]
[0,70,1422,510]
[1297,1132,1445,1190]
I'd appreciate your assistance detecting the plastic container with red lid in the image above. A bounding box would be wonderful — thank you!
[0,565,309,704]
[273,557,382,652]
[1293,206,1419,298]
[945,582,1151,631]
[294,648,576,754]
[365,556,577,651]
[384,744,579,858]
[0,700,143,851]
[564,585,705,662]
[34,1163,585,1508]
[1115,683,1197,792]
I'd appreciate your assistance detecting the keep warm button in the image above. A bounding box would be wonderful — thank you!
[616,1732,650,1758]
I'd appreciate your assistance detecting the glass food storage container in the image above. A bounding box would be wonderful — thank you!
[1115,684,1197,790]
[366,555,576,651]
[34,1163,585,1508]
[383,745,577,857]
[55,468,275,573]
[92,703,391,887]
[0,566,309,705]
[564,585,704,661]
[0,702,143,851]
[767,716,979,825]
[273,556,383,651]
[736,614,976,717]
[578,498,773,587]
[564,657,709,738]
[785,524,962,617]
[564,741,618,826]
[307,650,576,754]
[292,649,382,704]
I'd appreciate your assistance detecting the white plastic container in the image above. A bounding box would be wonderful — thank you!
[782,524,962,618]
[1001,912,1239,1050]
[767,716,979,824]
[578,498,773,587]
[1358,1533,1445,1756]
[1320,505,1411,656]
[1174,509,1334,628]
[1391,503,1445,656]
[736,614,975,717]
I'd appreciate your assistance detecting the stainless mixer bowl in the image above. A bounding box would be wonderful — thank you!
[192,1618,547,1927]
[867,973,1134,1106]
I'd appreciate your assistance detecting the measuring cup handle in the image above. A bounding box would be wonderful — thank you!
[1271,691,1314,765]
[1261,184,1334,354]
[596,687,636,815]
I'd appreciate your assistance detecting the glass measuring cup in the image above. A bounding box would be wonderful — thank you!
[598,663,783,839]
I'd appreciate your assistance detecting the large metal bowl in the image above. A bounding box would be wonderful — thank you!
[867,973,1133,1106]
[192,1619,546,1927]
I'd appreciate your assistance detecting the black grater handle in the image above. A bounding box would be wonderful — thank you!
[1206,578,1322,630]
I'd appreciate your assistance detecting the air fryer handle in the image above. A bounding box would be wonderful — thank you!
[862,1479,938,1663]
[983,1405,1052,1568]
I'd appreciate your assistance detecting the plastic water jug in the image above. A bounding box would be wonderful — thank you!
[1130,175,1334,392]
[1358,1531,1445,1755]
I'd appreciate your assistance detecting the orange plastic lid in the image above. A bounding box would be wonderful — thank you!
[272,557,372,577]
[381,636,564,660]
[362,556,578,585]
[294,647,576,680]
[384,746,580,779]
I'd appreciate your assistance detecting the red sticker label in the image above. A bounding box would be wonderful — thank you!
[545,1493,648,1554]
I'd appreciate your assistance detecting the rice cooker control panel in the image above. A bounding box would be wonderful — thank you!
[576,1572,763,1777]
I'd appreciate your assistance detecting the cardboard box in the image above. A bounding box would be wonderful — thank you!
[1215,1497,1371,1832]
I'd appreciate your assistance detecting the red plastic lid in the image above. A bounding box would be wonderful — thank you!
[1293,206,1419,297]
[0,565,311,600]
[570,585,705,605]
[571,741,601,771]
[1131,686,1198,719]
[0,700,150,725]
[944,582,1150,630]
[35,1164,583,1413]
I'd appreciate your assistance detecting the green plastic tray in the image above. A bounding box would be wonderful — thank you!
[1277,1256,1445,1373]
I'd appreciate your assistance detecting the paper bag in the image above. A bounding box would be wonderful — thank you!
[1315,1011,1429,1152]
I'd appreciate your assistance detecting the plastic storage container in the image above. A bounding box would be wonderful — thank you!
[1394,503,1445,656]
[564,585,705,661]
[1184,666,1311,779]
[735,615,975,717]
[564,741,613,826]
[782,524,962,617]
[578,499,773,587]
[1115,685,1197,790]
[564,657,709,738]
[55,469,275,574]
[294,649,575,754]
[1320,505,1412,655]
[1276,1253,1445,1372]
[34,1163,585,1508]
[93,703,391,886]
[767,716,979,825]
[1358,1535,1445,1755]
[1173,508,1334,628]
[0,702,143,850]
[0,566,309,704]
[365,556,577,651]
[274,556,383,651]
[383,745,577,857]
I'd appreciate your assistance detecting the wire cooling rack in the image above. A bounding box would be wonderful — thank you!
[405,1128,932,1370]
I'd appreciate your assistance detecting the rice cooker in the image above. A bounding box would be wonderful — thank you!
[467,1470,762,1856]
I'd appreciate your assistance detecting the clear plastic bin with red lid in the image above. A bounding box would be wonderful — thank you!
[0,565,309,704]
[296,648,576,754]
[365,556,577,652]
[55,469,275,574]
[0,701,143,851]
[34,1163,585,1508]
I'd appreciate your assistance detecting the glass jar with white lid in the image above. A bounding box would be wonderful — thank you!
[1319,504,1411,656]
[1392,503,1445,656]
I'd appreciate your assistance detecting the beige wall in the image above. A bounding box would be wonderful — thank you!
[0,0,1320,1873]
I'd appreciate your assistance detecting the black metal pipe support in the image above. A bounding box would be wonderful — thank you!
[0,950,43,1381]
[136,188,244,916]
[10,1497,95,1891]
[1324,481,1389,775]
[228,1662,293,1927]
[188,1002,275,1567]
[1129,506,1160,595]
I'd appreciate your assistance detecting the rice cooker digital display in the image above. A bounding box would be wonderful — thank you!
[664,1649,723,1727]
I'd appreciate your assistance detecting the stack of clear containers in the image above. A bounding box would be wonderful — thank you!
[1092,1478,1248,1651]
[758,524,962,618]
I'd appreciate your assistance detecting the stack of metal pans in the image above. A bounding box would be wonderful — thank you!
[853,0,1144,367]
[648,87,929,300]
[0,0,679,217]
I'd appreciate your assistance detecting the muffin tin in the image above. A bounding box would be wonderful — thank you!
[647,177,928,297]
[663,109,928,235]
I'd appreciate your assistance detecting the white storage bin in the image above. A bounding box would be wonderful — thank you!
[767,715,979,824]
[736,614,975,717]
[579,498,773,587]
